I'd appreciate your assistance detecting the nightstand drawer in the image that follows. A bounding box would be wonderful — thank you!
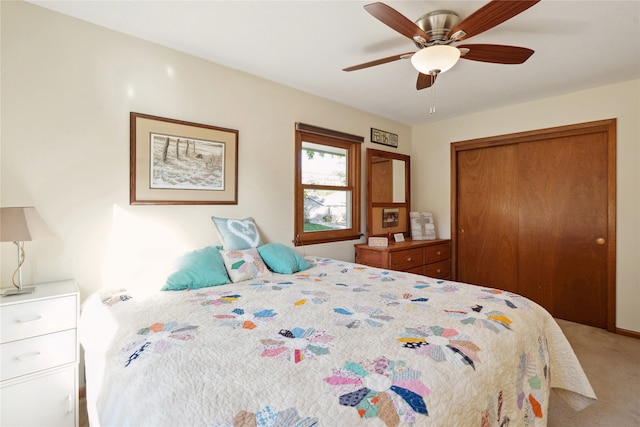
[425,243,450,263]
[1,365,77,427]
[1,295,77,343]
[424,260,450,279]
[1,329,77,381]
[390,248,423,270]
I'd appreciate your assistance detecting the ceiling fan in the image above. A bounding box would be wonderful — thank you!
[344,1,540,90]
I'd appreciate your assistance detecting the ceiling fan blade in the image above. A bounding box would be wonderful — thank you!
[458,44,534,64]
[343,52,414,72]
[447,0,540,41]
[416,73,436,90]
[364,2,430,43]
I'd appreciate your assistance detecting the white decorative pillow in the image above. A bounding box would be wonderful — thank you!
[211,216,264,250]
[220,248,272,283]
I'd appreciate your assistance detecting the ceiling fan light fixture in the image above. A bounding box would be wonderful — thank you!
[411,45,460,75]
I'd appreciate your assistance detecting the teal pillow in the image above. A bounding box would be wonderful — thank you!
[211,216,264,250]
[257,243,312,274]
[162,246,230,290]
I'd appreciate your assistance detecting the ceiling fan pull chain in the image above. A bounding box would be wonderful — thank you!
[429,80,437,115]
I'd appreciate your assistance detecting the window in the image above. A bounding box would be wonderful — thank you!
[294,123,362,246]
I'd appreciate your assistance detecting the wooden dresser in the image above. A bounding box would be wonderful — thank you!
[355,239,451,279]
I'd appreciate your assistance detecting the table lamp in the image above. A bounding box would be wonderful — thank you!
[0,207,53,296]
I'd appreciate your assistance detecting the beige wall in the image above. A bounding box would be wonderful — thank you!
[2,2,638,334]
[411,79,640,333]
[0,1,410,296]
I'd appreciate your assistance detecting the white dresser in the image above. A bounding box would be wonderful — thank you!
[0,280,79,427]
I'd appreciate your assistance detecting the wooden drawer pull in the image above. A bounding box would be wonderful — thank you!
[406,257,412,262]
[16,351,41,361]
[16,315,43,324]
[436,251,441,255]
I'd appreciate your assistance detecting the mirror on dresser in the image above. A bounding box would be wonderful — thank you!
[355,148,451,279]
[358,148,451,278]
[366,148,411,239]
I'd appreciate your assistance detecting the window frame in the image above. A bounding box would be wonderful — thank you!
[294,123,362,246]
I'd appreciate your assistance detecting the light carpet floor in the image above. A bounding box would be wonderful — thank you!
[548,319,640,426]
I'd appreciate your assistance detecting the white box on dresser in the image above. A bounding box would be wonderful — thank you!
[1,280,79,427]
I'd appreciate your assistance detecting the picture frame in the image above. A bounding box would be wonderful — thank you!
[130,112,238,205]
[410,211,436,240]
[382,208,399,228]
[370,128,398,148]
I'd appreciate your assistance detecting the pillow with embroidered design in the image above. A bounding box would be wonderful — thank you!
[211,216,264,250]
[220,247,272,283]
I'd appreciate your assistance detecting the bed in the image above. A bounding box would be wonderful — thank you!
[80,245,596,427]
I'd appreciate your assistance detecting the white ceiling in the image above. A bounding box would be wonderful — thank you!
[28,0,640,126]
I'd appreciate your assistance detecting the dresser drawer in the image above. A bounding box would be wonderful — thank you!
[405,266,424,275]
[389,248,423,270]
[1,295,77,344]
[355,248,387,269]
[1,329,77,381]
[425,243,450,263]
[424,260,450,279]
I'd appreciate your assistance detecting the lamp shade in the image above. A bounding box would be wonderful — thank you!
[0,207,53,242]
[411,45,461,75]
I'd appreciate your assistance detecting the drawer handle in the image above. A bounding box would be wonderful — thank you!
[437,269,441,273]
[16,315,42,324]
[16,351,41,361]
[406,257,412,262]
[67,394,73,414]
[436,251,441,255]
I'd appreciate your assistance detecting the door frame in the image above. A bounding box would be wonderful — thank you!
[450,119,617,332]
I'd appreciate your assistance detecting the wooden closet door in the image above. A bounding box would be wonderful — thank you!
[456,145,519,293]
[452,119,615,331]
[518,133,609,328]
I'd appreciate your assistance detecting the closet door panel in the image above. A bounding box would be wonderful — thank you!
[518,133,608,327]
[453,119,615,330]
[456,145,519,292]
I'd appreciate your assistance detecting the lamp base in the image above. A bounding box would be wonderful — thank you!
[2,286,36,296]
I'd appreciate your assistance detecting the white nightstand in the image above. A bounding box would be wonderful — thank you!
[0,280,79,427]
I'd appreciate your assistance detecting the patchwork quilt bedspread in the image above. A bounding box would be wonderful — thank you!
[80,257,596,427]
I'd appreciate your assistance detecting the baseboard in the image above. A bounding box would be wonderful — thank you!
[616,327,640,340]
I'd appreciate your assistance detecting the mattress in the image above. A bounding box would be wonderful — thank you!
[80,257,596,426]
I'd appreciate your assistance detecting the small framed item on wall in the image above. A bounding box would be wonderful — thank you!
[410,211,436,240]
[371,128,398,148]
[382,208,399,228]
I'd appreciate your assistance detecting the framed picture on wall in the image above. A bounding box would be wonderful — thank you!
[382,208,399,228]
[130,112,238,205]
